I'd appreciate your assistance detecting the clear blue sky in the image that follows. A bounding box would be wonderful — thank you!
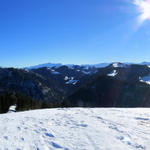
[0,0,150,67]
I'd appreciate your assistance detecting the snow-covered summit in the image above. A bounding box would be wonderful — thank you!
[112,62,129,68]
[0,108,150,150]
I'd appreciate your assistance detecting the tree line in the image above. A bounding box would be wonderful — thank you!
[0,92,71,114]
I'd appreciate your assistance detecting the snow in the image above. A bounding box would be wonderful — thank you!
[8,105,16,113]
[108,70,118,77]
[82,70,91,74]
[70,77,74,80]
[47,68,60,74]
[112,63,128,68]
[64,76,69,81]
[139,75,150,85]
[65,79,78,85]
[0,108,150,150]
[64,77,78,85]
[24,69,30,72]
[51,70,60,75]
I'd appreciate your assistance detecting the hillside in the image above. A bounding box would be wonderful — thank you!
[66,64,150,107]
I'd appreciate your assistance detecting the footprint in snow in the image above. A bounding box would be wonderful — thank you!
[97,116,103,120]
[77,124,88,127]
[109,124,124,134]
[136,145,145,149]
[117,136,145,149]
[136,117,150,127]
[34,130,40,134]
[24,127,28,130]
[135,117,149,121]
[3,136,8,140]
[45,133,54,138]
[139,121,150,127]
[51,142,63,149]
[17,126,21,131]
[117,136,131,145]
[39,121,43,124]
[41,128,47,132]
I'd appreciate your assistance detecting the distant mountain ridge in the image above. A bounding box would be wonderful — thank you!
[1,62,150,113]
[25,62,111,69]
[25,63,62,69]
[25,61,150,70]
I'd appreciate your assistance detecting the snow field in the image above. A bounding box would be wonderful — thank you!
[0,108,150,150]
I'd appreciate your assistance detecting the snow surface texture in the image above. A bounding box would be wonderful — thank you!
[0,108,150,150]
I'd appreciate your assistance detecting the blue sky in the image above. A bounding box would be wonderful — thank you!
[0,0,150,67]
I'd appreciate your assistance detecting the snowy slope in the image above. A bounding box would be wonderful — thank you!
[107,70,118,77]
[139,75,150,85]
[0,108,150,150]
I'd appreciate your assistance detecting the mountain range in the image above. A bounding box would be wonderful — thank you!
[1,62,150,113]
[25,61,150,69]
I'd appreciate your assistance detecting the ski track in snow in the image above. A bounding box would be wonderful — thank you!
[0,108,150,150]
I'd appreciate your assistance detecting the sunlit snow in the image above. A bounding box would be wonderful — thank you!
[65,79,78,85]
[8,105,16,113]
[108,70,118,77]
[0,108,150,149]
[139,75,150,85]
[112,63,128,68]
